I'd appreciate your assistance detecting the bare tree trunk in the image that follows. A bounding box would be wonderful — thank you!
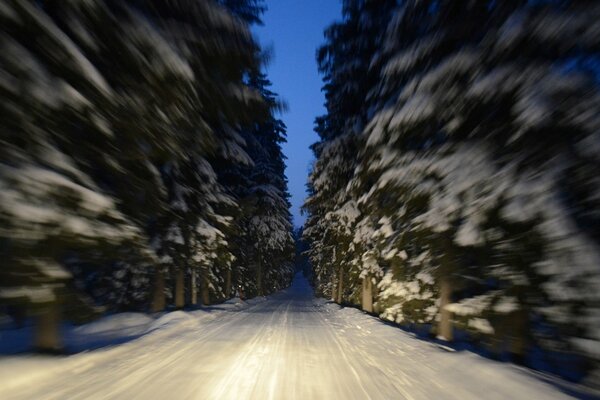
[489,336,504,360]
[438,277,453,341]
[35,304,61,352]
[200,269,210,305]
[190,269,197,305]
[362,276,373,313]
[330,268,338,301]
[509,309,528,363]
[257,256,263,296]
[336,267,344,304]
[151,269,166,312]
[225,267,232,299]
[175,268,185,309]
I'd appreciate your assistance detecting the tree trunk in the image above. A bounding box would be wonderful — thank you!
[438,277,453,341]
[362,276,373,313]
[336,267,344,304]
[225,267,232,299]
[330,268,338,301]
[175,268,185,309]
[35,304,61,352]
[151,269,166,312]
[190,269,197,305]
[509,309,529,363]
[200,269,210,305]
[257,256,263,296]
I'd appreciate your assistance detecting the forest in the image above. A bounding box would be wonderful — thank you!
[0,0,294,352]
[1,0,599,398]
[304,0,600,383]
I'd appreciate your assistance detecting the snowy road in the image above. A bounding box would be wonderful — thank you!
[0,275,580,399]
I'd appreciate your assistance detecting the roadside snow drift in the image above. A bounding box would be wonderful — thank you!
[0,275,591,400]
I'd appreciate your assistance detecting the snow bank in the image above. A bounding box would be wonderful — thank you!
[0,277,595,399]
[146,311,197,332]
[321,299,595,399]
[73,313,154,337]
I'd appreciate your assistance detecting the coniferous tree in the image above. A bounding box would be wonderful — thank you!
[305,0,600,379]
[228,74,294,298]
[304,0,398,306]
[0,0,295,351]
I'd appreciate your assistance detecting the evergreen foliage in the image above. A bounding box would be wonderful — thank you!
[0,0,293,350]
[304,0,600,380]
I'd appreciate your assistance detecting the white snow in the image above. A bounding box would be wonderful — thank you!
[0,286,56,303]
[16,1,112,95]
[446,293,497,317]
[73,313,154,337]
[468,318,495,335]
[0,275,587,399]
[493,296,519,314]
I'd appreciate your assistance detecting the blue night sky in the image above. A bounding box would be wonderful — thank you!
[254,1,342,228]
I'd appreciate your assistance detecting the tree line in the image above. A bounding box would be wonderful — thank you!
[304,0,600,382]
[0,0,294,352]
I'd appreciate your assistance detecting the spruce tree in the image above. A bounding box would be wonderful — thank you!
[0,0,295,351]
[305,0,600,378]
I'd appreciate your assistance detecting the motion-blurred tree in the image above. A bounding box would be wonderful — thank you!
[0,0,294,351]
[305,0,600,381]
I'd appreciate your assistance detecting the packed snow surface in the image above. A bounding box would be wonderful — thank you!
[0,275,585,399]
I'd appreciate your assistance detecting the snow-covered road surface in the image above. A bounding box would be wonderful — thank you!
[0,275,581,399]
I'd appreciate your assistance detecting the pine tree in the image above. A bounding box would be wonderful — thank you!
[0,0,295,351]
[304,0,397,308]
[0,0,151,350]
[305,0,600,379]
[229,74,294,297]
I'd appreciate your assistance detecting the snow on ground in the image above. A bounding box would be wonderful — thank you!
[0,275,594,400]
